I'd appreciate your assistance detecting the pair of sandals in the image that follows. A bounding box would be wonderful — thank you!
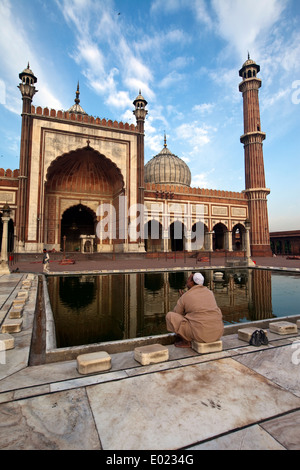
[249,329,269,347]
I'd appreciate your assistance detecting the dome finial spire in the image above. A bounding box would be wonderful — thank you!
[67,81,87,115]
[164,131,167,148]
[75,81,80,105]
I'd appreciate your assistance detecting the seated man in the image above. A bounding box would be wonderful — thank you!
[166,272,224,348]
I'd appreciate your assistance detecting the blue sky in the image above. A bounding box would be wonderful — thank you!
[0,0,299,231]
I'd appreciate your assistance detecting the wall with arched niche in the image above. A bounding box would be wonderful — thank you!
[44,146,124,248]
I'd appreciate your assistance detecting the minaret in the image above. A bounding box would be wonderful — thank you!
[17,63,38,246]
[133,90,148,209]
[239,56,272,257]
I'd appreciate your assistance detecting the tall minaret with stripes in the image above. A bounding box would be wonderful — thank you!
[239,55,272,257]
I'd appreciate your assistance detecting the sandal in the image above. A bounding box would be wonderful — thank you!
[259,330,269,345]
[249,330,261,347]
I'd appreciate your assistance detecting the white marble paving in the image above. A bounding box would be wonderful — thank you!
[234,344,300,397]
[50,370,128,392]
[0,271,299,450]
[86,357,300,450]
[260,410,300,451]
[188,424,286,450]
[0,388,101,450]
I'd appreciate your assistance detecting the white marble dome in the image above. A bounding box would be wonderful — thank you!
[145,138,191,187]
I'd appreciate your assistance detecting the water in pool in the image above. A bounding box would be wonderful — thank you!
[46,269,300,348]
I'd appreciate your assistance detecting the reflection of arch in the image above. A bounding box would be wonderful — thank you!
[168,271,187,290]
[232,223,246,251]
[59,276,96,309]
[213,223,227,250]
[61,204,96,252]
[144,273,164,292]
[170,221,185,251]
[144,220,163,252]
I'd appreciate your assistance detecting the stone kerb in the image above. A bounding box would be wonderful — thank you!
[269,321,298,335]
[238,327,268,342]
[134,344,169,365]
[0,333,14,351]
[77,351,112,375]
[191,340,223,354]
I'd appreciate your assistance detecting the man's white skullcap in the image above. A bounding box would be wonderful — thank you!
[193,273,204,285]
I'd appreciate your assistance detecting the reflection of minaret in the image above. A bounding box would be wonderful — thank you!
[249,270,273,320]
[239,56,272,257]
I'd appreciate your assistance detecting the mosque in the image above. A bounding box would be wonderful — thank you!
[0,57,272,258]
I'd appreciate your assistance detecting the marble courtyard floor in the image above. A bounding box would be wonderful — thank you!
[0,257,299,450]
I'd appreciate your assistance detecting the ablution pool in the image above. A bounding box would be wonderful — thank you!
[45,268,300,350]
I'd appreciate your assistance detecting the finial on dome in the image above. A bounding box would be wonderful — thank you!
[75,81,80,105]
[248,51,250,60]
[164,132,167,148]
[67,81,87,115]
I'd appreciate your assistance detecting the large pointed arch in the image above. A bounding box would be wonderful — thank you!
[44,145,125,248]
[45,145,124,195]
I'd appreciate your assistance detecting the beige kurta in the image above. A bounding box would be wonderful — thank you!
[166,285,224,343]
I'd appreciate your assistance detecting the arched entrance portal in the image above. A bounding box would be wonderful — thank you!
[232,223,246,251]
[213,223,227,250]
[144,220,163,252]
[61,205,96,252]
[44,145,124,251]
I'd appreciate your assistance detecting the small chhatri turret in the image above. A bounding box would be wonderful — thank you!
[133,90,148,125]
[67,82,87,115]
[18,62,38,102]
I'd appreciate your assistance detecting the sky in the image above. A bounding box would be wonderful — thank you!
[0,0,299,232]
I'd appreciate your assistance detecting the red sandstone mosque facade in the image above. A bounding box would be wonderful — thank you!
[0,57,273,258]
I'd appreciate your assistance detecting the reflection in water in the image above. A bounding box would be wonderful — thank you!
[47,269,300,348]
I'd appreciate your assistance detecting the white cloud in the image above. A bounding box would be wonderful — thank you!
[145,133,163,157]
[191,170,215,188]
[0,79,6,105]
[175,122,214,151]
[73,40,106,77]
[192,103,215,114]
[159,71,186,89]
[57,0,155,108]
[262,87,290,109]
[211,0,287,60]
[106,90,132,109]
[151,0,213,28]
[0,0,63,113]
[151,0,186,14]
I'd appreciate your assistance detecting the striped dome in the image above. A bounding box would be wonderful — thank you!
[145,138,191,187]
